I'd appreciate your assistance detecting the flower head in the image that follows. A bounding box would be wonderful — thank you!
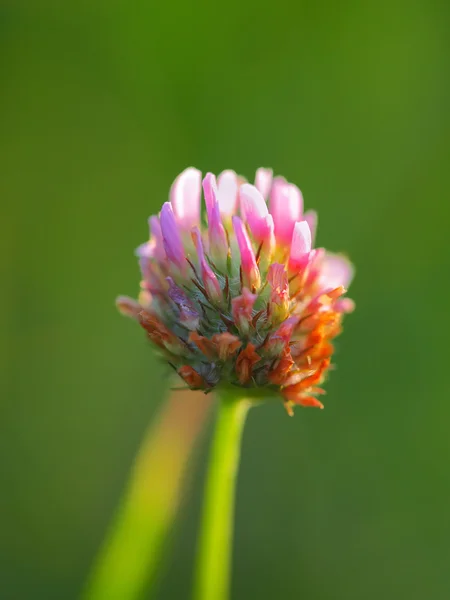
[117,167,354,414]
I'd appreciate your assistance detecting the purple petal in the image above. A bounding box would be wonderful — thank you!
[159,202,186,271]
[135,242,154,281]
[149,216,167,262]
[167,276,200,329]
[191,227,222,302]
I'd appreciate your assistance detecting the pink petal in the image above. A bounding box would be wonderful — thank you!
[269,177,304,245]
[202,173,229,258]
[170,167,201,229]
[135,242,154,281]
[254,168,273,200]
[239,183,273,244]
[160,202,186,272]
[191,228,222,302]
[268,263,289,303]
[217,170,239,217]
[274,315,300,344]
[232,288,257,321]
[335,297,355,313]
[135,241,152,258]
[264,315,300,355]
[232,287,257,334]
[232,216,261,289]
[267,263,290,322]
[320,253,354,290]
[137,290,152,310]
[303,210,318,247]
[289,221,311,271]
[116,295,143,319]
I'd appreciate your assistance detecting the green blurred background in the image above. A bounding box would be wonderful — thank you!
[2,0,450,598]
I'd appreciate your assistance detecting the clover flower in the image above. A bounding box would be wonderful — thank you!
[117,167,354,414]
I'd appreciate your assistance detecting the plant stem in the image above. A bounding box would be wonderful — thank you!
[83,391,210,600]
[193,389,250,600]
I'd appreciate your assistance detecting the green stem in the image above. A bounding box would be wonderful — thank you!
[193,390,250,600]
[83,391,210,600]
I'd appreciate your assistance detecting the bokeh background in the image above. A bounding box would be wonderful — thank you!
[2,1,450,598]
